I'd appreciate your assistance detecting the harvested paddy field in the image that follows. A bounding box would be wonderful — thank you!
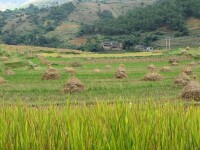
[0,45,199,105]
[1,45,200,149]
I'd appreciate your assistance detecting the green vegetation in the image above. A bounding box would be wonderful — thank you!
[0,3,75,47]
[84,0,200,34]
[1,45,200,148]
[0,0,200,51]
[81,0,200,50]
[0,45,199,104]
[1,102,200,149]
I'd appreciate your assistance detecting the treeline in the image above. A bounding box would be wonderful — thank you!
[0,2,75,48]
[81,0,200,35]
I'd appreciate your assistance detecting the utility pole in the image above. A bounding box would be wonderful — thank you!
[166,37,171,50]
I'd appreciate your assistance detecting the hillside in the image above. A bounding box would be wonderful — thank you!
[0,0,200,51]
[152,17,200,48]
[0,0,157,49]
[80,0,200,51]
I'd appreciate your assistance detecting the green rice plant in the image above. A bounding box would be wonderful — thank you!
[0,101,200,149]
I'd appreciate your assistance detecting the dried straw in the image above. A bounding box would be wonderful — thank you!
[180,80,200,101]
[63,75,84,93]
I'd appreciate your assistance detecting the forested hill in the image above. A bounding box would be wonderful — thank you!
[82,0,200,35]
[0,0,200,50]
[0,3,75,47]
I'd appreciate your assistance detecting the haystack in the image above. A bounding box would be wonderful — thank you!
[147,64,156,71]
[105,65,112,69]
[64,67,77,74]
[115,65,127,79]
[93,69,101,73]
[0,77,6,84]
[160,66,171,72]
[180,80,200,101]
[186,46,190,51]
[171,62,178,66]
[0,56,8,61]
[181,50,187,55]
[70,62,82,67]
[5,68,15,76]
[182,66,192,75]
[188,61,197,66]
[63,75,84,94]
[56,55,62,58]
[42,67,60,80]
[143,72,163,81]
[169,58,179,64]
[174,72,190,86]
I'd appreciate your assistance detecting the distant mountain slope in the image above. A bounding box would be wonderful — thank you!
[1,0,199,50]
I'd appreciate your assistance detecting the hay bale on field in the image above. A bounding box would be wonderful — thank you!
[56,55,62,58]
[105,65,112,69]
[174,72,190,86]
[63,75,84,94]
[169,58,179,64]
[42,67,60,80]
[171,62,178,66]
[0,76,6,84]
[64,67,77,74]
[70,62,82,67]
[186,46,190,50]
[147,64,156,71]
[182,66,192,75]
[5,68,15,76]
[181,50,187,55]
[143,72,163,81]
[180,79,200,101]
[115,65,127,79]
[93,68,101,73]
[188,61,197,66]
[161,66,171,72]
[0,56,8,61]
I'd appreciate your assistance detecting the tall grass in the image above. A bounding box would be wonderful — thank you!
[0,101,200,149]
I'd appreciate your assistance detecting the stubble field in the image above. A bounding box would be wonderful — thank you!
[0,44,200,149]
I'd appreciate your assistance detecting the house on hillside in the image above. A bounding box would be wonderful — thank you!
[134,45,154,52]
[145,47,154,52]
[101,41,123,51]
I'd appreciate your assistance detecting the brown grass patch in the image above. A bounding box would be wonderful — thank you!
[70,37,87,46]
[180,80,200,101]
[37,56,51,66]
[42,68,60,80]
[62,75,84,94]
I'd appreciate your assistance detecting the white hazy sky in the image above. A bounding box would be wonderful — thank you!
[0,0,39,10]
